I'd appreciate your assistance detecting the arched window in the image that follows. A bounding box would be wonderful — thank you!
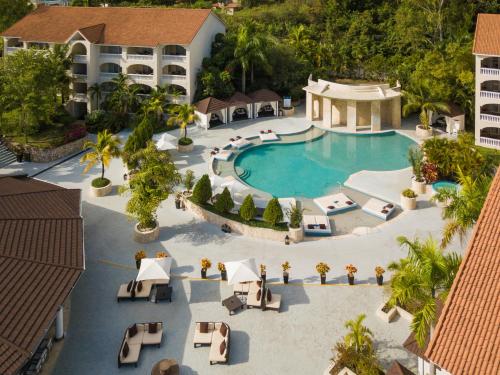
[128,47,153,56]
[481,80,500,93]
[71,43,87,56]
[127,65,154,75]
[163,45,186,56]
[481,57,500,70]
[480,104,500,116]
[131,84,153,95]
[162,65,186,76]
[100,63,122,74]
[167,84,187,95]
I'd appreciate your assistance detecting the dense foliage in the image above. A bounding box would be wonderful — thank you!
[192,174,213,204]
[214,187,235,213]
[239,194,257,221]
[80,129,121,181]
[263,197,283,226]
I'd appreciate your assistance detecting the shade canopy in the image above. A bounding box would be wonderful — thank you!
[155,133,177,151]
[136,257,172,282]
[224,258,260,285]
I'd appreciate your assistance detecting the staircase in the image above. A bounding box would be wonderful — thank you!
[236,167,251,179]
[0,140,17,169]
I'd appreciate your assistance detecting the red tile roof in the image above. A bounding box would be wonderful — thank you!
[194,96,228,114]
[1,6,220,46]
[425,169,500,375]
[228,91,253,106]
[473,13,500,56]
[0,176,84,375]
[248,89,281,102]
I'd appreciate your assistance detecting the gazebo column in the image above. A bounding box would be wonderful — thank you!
[55,306,64,340]
[392,96,401,128]
[371,100,381,131]
[322,97,332,128]
[347,100,357,132]
[306,92,313,120]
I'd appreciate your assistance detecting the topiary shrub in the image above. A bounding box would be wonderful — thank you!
[214,187,234,213]
[263,198,283,227]
[184,169,195,191]
[178,137,193,146]
[192,174,212,204]
[239,194,257,221]
[91,177,110,188]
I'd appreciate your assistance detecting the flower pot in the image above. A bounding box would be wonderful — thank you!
[91,180,112,198]
[261,273,266,282]
[220,270,227,281]
[411,177,426,194]
[348,275,355,285]
[400,194,417,210]
[376,275,383,286]
[177,142,194,153]
[283,272,289,284]
[133,222,160,243]
[282,107,295,117]
[416,125,433,139]
[320,274,326,285]
[201,269,207,279]
[175,199,181,209]
[136,259,142,269]
[288,226,304,243]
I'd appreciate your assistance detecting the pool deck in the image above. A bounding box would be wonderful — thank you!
[2,107,468,375]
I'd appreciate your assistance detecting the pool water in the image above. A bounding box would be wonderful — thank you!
[234,130,416,198]
[432,181,459,192]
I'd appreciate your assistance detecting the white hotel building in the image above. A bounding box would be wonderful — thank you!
[473,13,500,150]
[1,6,225,118]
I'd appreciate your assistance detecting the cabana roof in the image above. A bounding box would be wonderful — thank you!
[248,89,281,102]
[194,96,228,114]
[228,91,253,106]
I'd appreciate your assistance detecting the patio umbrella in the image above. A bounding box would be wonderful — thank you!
[136,257,173,282]
[224,258,260,285]
[155,133,177,151]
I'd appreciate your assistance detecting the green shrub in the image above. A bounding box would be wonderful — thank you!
[85,110,107,133]
[91,177,110,188]
[408,146,424,182]
[178,137,193,146]
[263,198,283,226]
[239,194,257,221]
[192,174,212,204]
[402,189,417,198]
[184,169,195,191]
[286,203,305,229]
[123,115,154,168]
[214,187,234,213]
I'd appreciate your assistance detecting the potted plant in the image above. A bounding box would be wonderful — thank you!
[183,169,195,195]
[375,266,385,286]
[282,261,291,284]
[201,258,211,279]
[316,262,330,285]
[218,262,227,281]
[156,251,168,258]
[408,146,426,194]
[14,144,24,163]
[401,188,418,210]
[80,129,121,197]
[286,204,305,243]
[260,264,266,282]
[134,250,146,269]
[175,192,183,209]
[345,264,358,285]
[167,104,199,153]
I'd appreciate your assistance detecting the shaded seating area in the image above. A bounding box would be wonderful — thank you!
[314,192,358,215]
[118,322,164,368]
[193,322,230,365]
[362,198,395,220]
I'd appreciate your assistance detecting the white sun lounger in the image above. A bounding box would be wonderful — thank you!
[230,138,252,149]
[314,193,357,215]
[259,132,279,142]
[362,198,396,220]
[213,150,233,161]
[303,215,332,236]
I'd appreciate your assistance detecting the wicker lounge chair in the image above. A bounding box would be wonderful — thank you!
[193,322,215,347]
[264,289,281,312]
[193,322,230,365]
[117,322,163,368]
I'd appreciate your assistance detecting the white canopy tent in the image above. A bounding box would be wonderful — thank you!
[136,257,173,282]
[155,133,177,151]
[224,258,260,285]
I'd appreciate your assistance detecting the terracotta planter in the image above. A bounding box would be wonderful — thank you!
[400,194,417,210]
[177,142,194,153]
[133,222,160,243]
[348,275,355,285]
[201,269,207,279]
[220,270,227,281]
[376,275,384,286]
[283,272,289,284]
[282,107,295,117]
[416,125,433,138]
[288,226,304,243]
[320,274,326,285]
[411,178,426,194]
[91,181,112,197]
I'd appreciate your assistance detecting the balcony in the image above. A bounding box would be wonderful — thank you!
[100,72,119,80]
[72,93,88,102]
[162,55,187,64]
[161,75,187,85]
[72,73,87,80]
[479,136,500,149]
[127,54,153,61]
[480,91,500,100]
[6,47,21,54]
[100,52,122,60]
[480,113,500,123]
[480,67,500,77]
[72,55,87,63]
[128,74,154,83]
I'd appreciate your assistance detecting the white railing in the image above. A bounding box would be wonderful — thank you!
[479,136,500,148]
[127,54,153,61]
[480,67,500,76]
[72,73,87,80]
[128,74,154,82]
[480,113,500,123]
[100,53,122,59]
[162,54,187,63]
[100,72,119,79]
[167,94,188,104]
[161,74,187,84]
[72,55,87,63]
[480,90,500,100]
[6,47,21,54]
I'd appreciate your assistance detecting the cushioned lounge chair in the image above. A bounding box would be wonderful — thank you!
[246,290,263,309]
[117,280,153,302]
[209,323,230,365]
[232,282,250,295]
[214,150,233,161]
[193,322,215,347]
[230,138,251,149]
[259,132,279,142]
[264,290,281,312]
[117,322,163,368]
[362,198,396,220]
[303,215,332,236]
[313,193,358,215]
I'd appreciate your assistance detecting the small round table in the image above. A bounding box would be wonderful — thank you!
[151,359,180,375]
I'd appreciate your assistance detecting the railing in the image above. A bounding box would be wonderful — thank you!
[127,54,154,61]
[128,74,154,82]
[72,55,87,63]
[167,94,188,104]
[161,74,187,84]
[72,73,87,80]
[6,47,21,54]
[479,136,500,148]
[480,67,500,76]
[480,90,500,100]
[100,53,122,59]
[480,113,500,123]
[100,72,119,79]
[162,54,187,63]
[72,93,88,101]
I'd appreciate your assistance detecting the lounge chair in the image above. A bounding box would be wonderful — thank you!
[117,280,153,302]
[259,131,279,142]
[264,289,281,313]
[247,289,263,309]
[117,322,163,368]
[362,198,396,220]
[230,138,251,149]
[314,193,358,215]
[214,150,233,161]
[303,215,332,236]
[209,323,230,365]
[248,280,261,295]
[193,322,215,348]
[233,282,250,295]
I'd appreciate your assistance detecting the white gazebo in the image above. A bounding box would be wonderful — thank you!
[194,97,229,129]
[303,76,402,132]
[228,92,253,122]
[248,89,281,118]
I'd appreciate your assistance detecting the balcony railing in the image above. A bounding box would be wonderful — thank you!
[128,74,154,82]
[100,52,122,59]
[72,73,87,80]
[162,54,187,63]
[161,74,187,84]
[72,55,87,63]
[100,72,119,80]
[479,136,500,148]
[480,90,500,100]
[480,113,500,123]
[127,54,153,61]
[6,47,21,54]
[167,94,188,104]
[480,67,500,76]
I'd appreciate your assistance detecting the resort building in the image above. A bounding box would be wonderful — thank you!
[473,13,500,149]
[1,6,226,118]
[0,175,84,375]
[303,76,401,131]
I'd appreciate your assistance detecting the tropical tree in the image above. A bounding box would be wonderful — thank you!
[388,236,462,348]
[343,314,374,354]
[80,129,121,183]
[140,85,168,129]
[167,103,199,144]
[402,85,450,129]
[106,73,138,117]
[89,83,103,110]
[48,44,73,104]
[432,169,492,247]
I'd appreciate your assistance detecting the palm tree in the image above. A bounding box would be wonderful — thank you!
[49,44,72,104]
[107,73,138,116]
[141,85,168,127]
[88,83,103,110]
[402,86,450,129]
[343,314,374,353]
[80,129,121,180]
[388,236,462,348]
[432,168,492,247]
[167,103,199,142]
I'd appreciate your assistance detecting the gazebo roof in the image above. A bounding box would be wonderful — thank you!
[228,91,253,106]
[303,78,401,101]
[248,89,281,102]
[194,96,228,114]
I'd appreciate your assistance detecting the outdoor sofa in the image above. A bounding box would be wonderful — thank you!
[117,279,169,302]
[118,322,163,368]
[193,322,230,365]
[303,215,332,236]
[233,280,261,295]
[362,198,396,220]
[314,193,358,215]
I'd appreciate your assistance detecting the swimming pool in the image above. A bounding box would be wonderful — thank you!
[234,130,416,198]
[432,180,459,193]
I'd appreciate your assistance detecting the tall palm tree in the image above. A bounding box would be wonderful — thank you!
[141,85,168,127]
[89,83,103,110]
[432,168,492,247]
[80,129,121,180]
[107,73,138,116]
[389,236,462,348]
[167,104,199,141]
[48,44,72,104]
[402,86,450,129]
[343,314,374,353]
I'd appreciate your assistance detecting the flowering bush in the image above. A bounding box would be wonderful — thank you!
[155,251,168,258]
[282,261,291,272]
[217,262,226,272]
[375,266,385,276]
[201,258,212,270]
[345,264,358,276]
[135,250,146,261]
[65,123,87,143]
[316,262,330,275]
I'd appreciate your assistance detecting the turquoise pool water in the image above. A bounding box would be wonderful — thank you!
[234,130,416,198]
[432,181,459,192]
